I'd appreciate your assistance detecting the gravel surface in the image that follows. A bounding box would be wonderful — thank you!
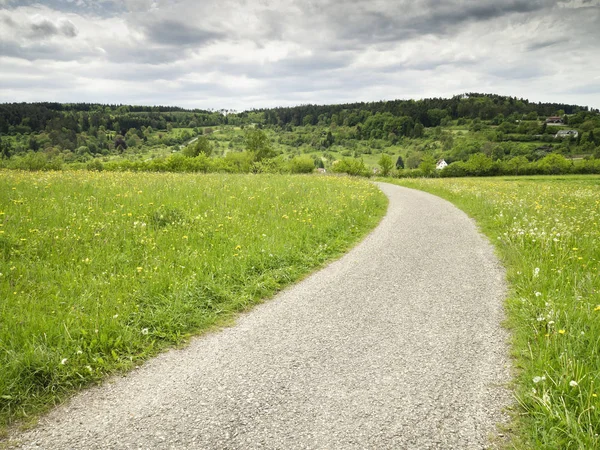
[12,182,512,450]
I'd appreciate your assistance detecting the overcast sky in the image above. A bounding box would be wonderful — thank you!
[1,0,599,111]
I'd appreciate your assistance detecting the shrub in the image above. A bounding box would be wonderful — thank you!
[182,136,212,157]
[289,156,315,174]
[535,153,571,174]
[9,152,62,171]
[86,159,104,172]
[330,158,371,177]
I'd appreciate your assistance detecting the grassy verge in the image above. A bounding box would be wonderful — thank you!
[383,175,600,448]
[0,171,387,429]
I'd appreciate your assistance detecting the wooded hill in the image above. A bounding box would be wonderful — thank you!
[255,93,594,129]
[1,93,599,177]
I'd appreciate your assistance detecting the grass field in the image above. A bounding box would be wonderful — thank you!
[387,175,600,449]
[0,171,387,429]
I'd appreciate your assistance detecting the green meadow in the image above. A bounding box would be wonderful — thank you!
[0,171,387,428]
[388,175,600,449]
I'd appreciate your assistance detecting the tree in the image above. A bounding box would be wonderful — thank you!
[505,156,529,175]
[322,131,334,148]
[466,153,494,176]
[183,136,212,157]
[28,136,40,151]
[427,108,448,127]
[537,153,571,174]
[441,132,454,150]
[419,155,436,175]
[0,136,12,158]
[114,135,127,152]
[405,152,422,169]
[412,122,424,138]
[395,155,405,169]
[289,156,315,173]
[378,153,394,176]
[245,129,275,161]
[330,158,369,177]
[526,111,538,120]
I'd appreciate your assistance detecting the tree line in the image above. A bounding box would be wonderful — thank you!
[254,93,593,128]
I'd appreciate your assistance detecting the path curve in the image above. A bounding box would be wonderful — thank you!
[13,183,512,449]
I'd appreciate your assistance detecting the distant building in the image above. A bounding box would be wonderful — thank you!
[555,130,578,139]
[316,168,327,174]
[436,159,448,170]
[545,116,564,125]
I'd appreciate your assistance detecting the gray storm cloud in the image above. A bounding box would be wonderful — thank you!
[24,15,79,39]
[0,0,598,109]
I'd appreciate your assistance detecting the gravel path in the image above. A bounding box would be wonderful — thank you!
[12,182,512,449]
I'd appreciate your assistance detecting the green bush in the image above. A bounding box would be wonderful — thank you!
[182,136,212,157]
[330,158,371,177]
[9,152,63,171]
[535,153,572,174]
[289,156,315,174]
[86,159,104,171]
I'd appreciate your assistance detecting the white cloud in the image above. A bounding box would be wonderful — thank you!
[0,0,599,110]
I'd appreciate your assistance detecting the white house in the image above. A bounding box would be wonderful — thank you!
[436,159,448,170]
[555,130,578,139]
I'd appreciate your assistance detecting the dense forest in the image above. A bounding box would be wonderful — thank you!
[1,93,600,177]
[256,93,593,129]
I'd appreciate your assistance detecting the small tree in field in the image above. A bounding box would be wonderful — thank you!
[245,129,275,161]
[419,155,436,175]
[378,153,393,176]
[289,156,315,173]
[505,155,529,175]
[183,136,212,158]
[396,155,404,169]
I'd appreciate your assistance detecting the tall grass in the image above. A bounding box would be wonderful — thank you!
[0,171,387,428]
[387,176,600,449]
